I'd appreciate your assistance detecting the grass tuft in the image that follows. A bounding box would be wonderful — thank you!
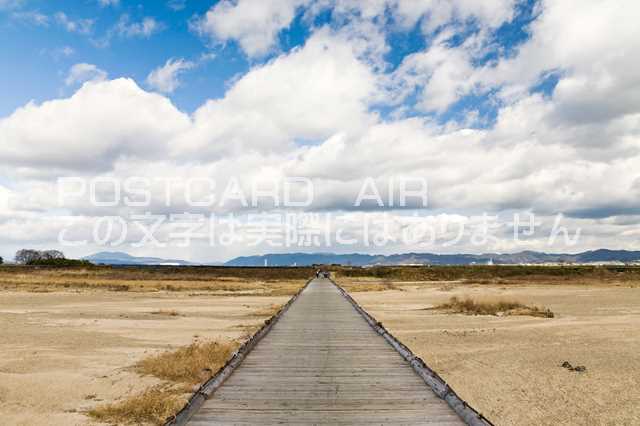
[136,340,239,384]
[150,309,181,317]
[252,303,282,317]
[436,296,554,318]
[342,280,400,292]
[88,385,184,425]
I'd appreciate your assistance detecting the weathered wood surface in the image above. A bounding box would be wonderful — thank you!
[189,278,464,425]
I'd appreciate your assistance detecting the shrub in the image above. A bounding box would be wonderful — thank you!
[135,340,238,384]
[436,296,554,318]
[88,385,184,425]
[27,258,94,267]
[14,249,85,266]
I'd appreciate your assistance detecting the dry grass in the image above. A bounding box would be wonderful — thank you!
[0,267,305,295]
[88,385,185,425]
[136,340,239,384]
[0,268,301,426]
[341,279,400,292]
[435,296,554,318]
[252,303,282,317]
[334,265,640,286]
[150,309,181,317]
[92,339,241,424]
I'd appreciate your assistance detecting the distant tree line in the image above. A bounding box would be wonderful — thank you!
[14,249,92,266]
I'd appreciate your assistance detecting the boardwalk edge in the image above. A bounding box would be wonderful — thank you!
[331,278,495,426]
[164,278,313,426]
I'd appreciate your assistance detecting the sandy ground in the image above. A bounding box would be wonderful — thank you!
[345,281,640,425]
[0,290,292,426]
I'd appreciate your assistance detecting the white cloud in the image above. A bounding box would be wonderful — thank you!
[0,78,190,174]
[199,52,217,62]
[393,0,516,31]
[41,46,76,61]
[146,58,195,94]
[173,28,378,158]
[2,0,640,257]
[113,15,163,38]
[471,2,638,103]
[192,0,309,57]
[98,0,119,6]
[386,0,640,121]
[391,31,480,113]
[167,0,186,11]
[64,63,107,86]
[0,0,24,10]
[10,10,49,26]
[190,0,515,60]
[146,53,216,94]
[54,12,94,34]
[57,46,75,58]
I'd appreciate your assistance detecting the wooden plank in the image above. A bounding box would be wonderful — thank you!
[188,278,465,425]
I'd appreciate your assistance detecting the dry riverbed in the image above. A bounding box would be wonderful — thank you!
[0,272,304,425]
[342,278,640,425]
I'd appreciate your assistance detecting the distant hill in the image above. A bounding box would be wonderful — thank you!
[225,253,380,267]
[83,251,198,266]
[224,249,640,267]
[83,249,640,267]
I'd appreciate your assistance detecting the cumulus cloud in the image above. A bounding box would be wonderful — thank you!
[2,0,640,258]
[146,58,195,94]
[192,0,309,57]
[0,78,190,174]
[64,63,107,86]
[391,31,480,113]
[327,0,516,32]
[191,0,516,59]
[393,0,516,31]
[384,0,640,126]
[173,28,378,158]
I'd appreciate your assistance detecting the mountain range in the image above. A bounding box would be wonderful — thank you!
[83,251,199,266]
[223,249,640,267]
[83,249,640,266]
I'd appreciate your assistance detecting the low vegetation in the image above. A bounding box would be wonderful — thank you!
[150,309,181,317]
[136,339,239,384]
[435,296,554,318]
[88,385,185,425]
[89,339,240,425]
[341,279,400,292]
[252,303,282,317]
[0,266,306,425]
[333,264,640,285]
[0,266,306,295]
[1,264,304,425]
[27,258,94,267]
[13,249,92,266]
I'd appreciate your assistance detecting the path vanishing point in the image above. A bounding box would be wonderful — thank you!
[184,278,488,425]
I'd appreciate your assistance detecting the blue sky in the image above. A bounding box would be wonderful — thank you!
[1,0,639,261]
[0,0,245,115]
[0,0,545,123]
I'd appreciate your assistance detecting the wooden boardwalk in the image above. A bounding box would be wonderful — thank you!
[189,278,465,425]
